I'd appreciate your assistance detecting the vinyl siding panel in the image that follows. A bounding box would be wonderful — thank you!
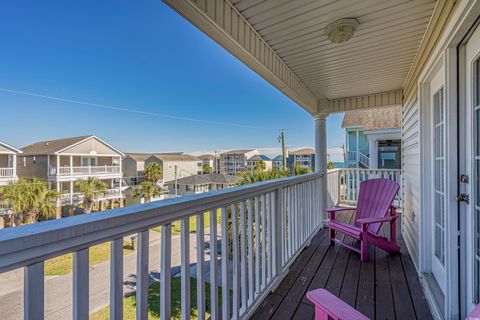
[17,155,49,180]
[401,101,421,269]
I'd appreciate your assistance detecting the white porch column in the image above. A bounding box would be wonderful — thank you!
[70,180,74,205]
[314,113,328,223]
[12,154,17,177]
[368,138,379,169]
[56,155,60,174]
[69,155,73,174]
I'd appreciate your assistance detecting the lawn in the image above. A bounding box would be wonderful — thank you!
[44,241,134,276]
[91,277,221,320]
[151,209,222,235]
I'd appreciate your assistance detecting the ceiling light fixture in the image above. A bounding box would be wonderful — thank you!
[325,18,359,44]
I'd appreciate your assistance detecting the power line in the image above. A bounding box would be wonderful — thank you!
[0,87,275,130]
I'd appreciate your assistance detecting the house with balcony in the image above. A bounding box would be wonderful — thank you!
[144,153,202,183]
[3,1,480,320]
[164,172,239,196]
[197,154,219,173]
[220,149,259,174]
[122,153,151,186]
[246,154,272,172]
[287,147,315,171]
[17,135,125,213]
[342,106,402,169]
[0,140,21,186]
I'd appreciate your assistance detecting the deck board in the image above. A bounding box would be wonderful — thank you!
[250,212,432,320]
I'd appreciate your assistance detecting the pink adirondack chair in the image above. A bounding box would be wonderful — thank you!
[467,304,480,320]
[307,288,370,320]
[327,178,400,262]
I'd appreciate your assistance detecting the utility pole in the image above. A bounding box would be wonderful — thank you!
[281,129,287,170]
[174,165,178,197]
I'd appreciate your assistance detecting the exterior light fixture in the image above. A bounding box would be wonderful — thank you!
[325,18,359,44]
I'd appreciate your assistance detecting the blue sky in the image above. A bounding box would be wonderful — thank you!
[0,0,345,157]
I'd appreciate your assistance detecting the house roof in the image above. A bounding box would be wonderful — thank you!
[248,154,271,161]
[341,105,402,131]
[0,141,22,154]
[21,135,92,155]
[197,154,216,160]
[125,153,152,162]
[150,153,200,162]
[290,148,315,155]
[220,149,256,155]
[273,155,283,161]
[168,173,239,185]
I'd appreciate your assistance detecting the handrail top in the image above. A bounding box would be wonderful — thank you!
[0,172,323,271]
[327,168,401,172]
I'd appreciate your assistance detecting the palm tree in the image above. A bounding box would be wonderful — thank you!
[0,178,60,225]
[132,181,162,203]
[254,160,266,171]
[144,162,163,183]
[237,168,289,185]
[293,163,311,176]
[202,164,212,174]
[75,177,108,213]
[327,161,335,170]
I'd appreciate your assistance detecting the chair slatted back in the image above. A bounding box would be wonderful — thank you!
[354,178,400,234]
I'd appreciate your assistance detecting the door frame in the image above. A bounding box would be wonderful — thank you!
[419,51,458,319]
[459,16,480,317]
[416,1,480,318]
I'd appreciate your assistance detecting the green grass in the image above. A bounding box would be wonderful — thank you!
[151,210,222,235]
[90,277,221,320]
[44,241,134,276]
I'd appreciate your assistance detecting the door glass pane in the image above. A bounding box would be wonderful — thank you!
[433,87,445,266]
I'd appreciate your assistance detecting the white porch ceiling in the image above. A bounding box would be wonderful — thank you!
[230,0,436,100]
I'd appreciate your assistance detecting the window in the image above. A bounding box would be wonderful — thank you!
[81,157,97,166]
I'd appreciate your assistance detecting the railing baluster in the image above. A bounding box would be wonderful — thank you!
[232,204,240,319]
[196,215,206,320]
[24,261,44,320]
[247,199,254,305]
[136,231,149,320]
[221,207,230,320]
[254,196,261,298]
[266,193,272,283]
[261,194,267,290]
[210,209,218,319]
[180,218,191,320]
[160,224,172,320]
[239,201,247,312]
[73,248,89,320]
[110,238,123,320]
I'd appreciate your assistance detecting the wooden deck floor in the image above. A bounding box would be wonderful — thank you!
[250,211,432,320]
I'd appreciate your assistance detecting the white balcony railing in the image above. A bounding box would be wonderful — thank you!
[0,167,14,178]
[327,168,402,208]
[50,165,120,176]
[0,172,324,320]
[60,188,123,204]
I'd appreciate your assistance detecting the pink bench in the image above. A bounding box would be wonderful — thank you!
[306,288,370,320]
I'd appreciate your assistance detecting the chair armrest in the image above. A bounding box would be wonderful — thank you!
[306,289,369,320]
[357,216,397,225]
[327,207,355,220]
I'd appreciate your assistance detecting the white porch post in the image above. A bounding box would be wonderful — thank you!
[69,155,73,174]
[12,154,17,177]
[70,180,74,205]
[368,138,379,169]
[56,155,60,174]
[314,113,328,223]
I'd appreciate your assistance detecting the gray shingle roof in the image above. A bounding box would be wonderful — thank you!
[125,153,152,161]
[21,135,93,155]
[150,154,200,161]
[197,154,216,160]
[248,154,271,161]
[290,147,315,155]
[341,105,401,130]
[220,149,255,155]
[168,173,239,185]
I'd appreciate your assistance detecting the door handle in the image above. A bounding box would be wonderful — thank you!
[456,194,469,204]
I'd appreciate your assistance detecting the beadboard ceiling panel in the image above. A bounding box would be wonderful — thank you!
[230,0,436,99]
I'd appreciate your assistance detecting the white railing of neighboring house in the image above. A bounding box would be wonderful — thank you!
[50,165,121,176]
[60,188,123,204]
[358,152,370,167]
[0,167,14,178]
[0,172,324,320]
[327,168,402,208]
[346,150,357,162]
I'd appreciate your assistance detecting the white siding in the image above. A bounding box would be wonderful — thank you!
[402,100,421,269]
